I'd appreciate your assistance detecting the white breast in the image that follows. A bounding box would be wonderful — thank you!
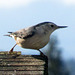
[15,33,50,50]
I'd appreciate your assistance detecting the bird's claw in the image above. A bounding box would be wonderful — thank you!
[9,48,13,54]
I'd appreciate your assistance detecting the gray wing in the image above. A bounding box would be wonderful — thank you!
[11,27,36,39]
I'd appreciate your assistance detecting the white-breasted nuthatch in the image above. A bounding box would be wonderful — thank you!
[5,22,67,55]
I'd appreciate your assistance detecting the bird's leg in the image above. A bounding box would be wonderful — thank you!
[38,49,45,56]
[9,44,17,53]
[38,49,48,59]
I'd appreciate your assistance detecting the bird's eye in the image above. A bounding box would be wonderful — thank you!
[51,25,54,28]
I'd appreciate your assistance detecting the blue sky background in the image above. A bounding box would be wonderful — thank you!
[0,0,75,60]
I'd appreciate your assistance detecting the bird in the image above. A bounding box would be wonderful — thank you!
[5,22,67,55]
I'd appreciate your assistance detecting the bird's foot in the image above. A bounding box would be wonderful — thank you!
[40,51,44,56]
[39,49,47,57]
[9,44,17,54]
[9,48,14,54]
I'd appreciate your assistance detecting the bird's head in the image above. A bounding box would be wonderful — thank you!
[41,22,67,34]
[48,22,67,29]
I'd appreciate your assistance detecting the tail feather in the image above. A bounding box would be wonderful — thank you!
[4,34,11,37]
[4,32,13,37]
[8,32,13,33]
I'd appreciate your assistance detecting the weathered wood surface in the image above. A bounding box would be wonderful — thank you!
[0,51,48,75]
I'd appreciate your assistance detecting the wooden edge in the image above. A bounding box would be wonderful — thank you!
[0,51,21,55]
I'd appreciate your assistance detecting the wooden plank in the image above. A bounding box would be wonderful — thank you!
[0,51,21,55]
[0,71,44,75]
[0,66,44,71]
[0,58,44,62]
[0,51,48,75]
[0,62,45,66]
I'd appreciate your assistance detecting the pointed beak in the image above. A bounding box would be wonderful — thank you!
[57,26,68,28]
